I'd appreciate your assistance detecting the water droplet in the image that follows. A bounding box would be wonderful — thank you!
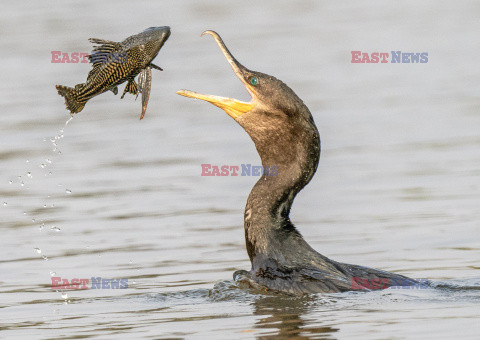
[26,160,30,163]
[46,159,52,164]
[65,189,72,195]
[20,181,25,187]
[42,255,48,261]
[32,218,36,223]
[3,202,7,206]
[50,226,61,232]
[34,247,42,254]
[50,271,56,276]
[40,164,46,169]
[39,223,44,231]
[8,180,13,184]
[61,292,68,299]
[43,204,47,208]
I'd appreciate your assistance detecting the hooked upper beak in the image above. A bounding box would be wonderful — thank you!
[176,30,256,119]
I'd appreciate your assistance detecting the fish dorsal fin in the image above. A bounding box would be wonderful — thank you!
[88,38,124,67]
[88,38,122,54]
[86,38,124,81]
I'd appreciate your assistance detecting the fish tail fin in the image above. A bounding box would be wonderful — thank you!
[55,84,86,113]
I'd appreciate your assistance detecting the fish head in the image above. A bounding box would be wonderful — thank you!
[122,26,171,63]
[141,26,171,61]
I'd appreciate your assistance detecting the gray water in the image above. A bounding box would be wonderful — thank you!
[1,1,479,339]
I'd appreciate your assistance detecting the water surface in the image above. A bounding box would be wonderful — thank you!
[1,0,479,338]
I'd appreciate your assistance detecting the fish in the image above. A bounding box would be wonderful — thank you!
[55,26,171,119]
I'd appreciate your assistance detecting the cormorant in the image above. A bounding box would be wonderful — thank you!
[177,31,418,295]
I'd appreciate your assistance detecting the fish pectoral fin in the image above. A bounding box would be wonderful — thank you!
[110,86,118,95]
[137,67,152,120]
[150,63,163,71]
[120,79,138,99]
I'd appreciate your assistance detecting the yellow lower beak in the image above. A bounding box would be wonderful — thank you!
[177,31,257,120]
[176,90,255,119]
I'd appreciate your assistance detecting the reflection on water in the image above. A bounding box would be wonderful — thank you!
[251,294,339,339]
[1,0,480,338]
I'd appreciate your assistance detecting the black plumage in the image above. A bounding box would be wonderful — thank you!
[178,31,419,295]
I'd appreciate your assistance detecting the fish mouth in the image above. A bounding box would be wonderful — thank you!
[177,30,256,119]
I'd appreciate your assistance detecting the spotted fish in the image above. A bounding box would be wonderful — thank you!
[56,26,170,119]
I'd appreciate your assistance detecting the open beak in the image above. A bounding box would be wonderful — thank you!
[176,30,256,119]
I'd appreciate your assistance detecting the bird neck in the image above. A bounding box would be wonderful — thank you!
[243,124,320,263]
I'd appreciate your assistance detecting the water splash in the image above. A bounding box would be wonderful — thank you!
[6,115,75,290]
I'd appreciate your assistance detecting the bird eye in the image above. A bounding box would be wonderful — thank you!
[249,77,258,86]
